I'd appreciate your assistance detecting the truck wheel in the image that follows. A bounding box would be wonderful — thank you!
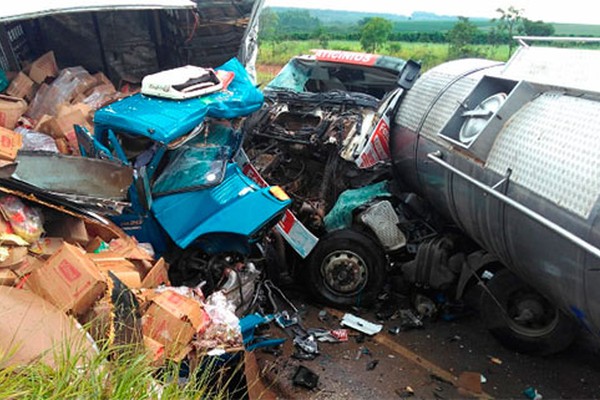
[307,229,386,307]
[480,269,576,355]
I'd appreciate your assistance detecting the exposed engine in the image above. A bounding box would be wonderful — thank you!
[244,91,390,234]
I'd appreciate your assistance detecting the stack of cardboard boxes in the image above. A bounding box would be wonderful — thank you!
[0,191,222,368]
[0,51,124,158]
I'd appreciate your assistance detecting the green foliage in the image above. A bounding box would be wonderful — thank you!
[492,6,525,56]
[360,17,393,52]
[259,8,279,41]
[523,19,555,36]
[0,341,242,399]
[447,17,482,59]
[260,6,599,44]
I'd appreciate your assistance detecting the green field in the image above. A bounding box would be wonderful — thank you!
[553,23,600,36]
[257,40,510,85]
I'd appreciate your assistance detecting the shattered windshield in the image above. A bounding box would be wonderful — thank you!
[151,122,241,196]
[265,57,403,99]
[152,145,229,196]
[265,59,311,92]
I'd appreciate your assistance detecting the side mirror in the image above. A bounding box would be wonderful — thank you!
[397,59,421,90]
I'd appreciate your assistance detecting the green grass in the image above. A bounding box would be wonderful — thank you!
[0,340,244,399]
[552,23,600,36]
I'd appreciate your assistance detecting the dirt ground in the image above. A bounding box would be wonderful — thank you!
[250,289,600,400]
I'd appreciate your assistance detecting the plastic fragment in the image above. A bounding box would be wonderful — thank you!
[293,334,319,355]
[488,355,503,365]
[341,313,383,335]
[366,359,379,371]
[293,365,319,389]
[523,387,543,400]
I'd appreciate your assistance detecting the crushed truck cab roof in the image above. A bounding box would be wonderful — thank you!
[94,58,263,144]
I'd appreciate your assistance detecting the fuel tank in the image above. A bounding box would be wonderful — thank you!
[390,46,600,335]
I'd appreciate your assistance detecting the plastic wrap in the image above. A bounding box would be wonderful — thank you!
[81,84,119,110]
[0,196,44,243]
[197,291,242,348]
[15,127,59,153]
[26,67,96,121]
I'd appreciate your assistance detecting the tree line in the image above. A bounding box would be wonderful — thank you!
[260,7,560,53]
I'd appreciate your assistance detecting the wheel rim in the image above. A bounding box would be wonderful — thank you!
[320,250,368,296]
[505,289,560,337]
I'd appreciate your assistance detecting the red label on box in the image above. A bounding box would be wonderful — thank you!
[58,259,82,283]
[166,291,183,305]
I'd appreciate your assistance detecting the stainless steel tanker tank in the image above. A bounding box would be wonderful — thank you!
[390,45,600,337]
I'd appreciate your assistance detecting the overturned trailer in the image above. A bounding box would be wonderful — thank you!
[389,40,600,354]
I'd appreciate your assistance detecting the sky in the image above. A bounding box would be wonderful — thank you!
[265,0,600,25]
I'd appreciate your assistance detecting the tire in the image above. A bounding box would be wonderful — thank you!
[480,269,577,355]
[307,229,386,307]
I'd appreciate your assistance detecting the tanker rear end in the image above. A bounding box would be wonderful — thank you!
[390,43,600,354]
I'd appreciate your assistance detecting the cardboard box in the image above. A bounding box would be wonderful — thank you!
[26,243,107,315]
[42,109,92,156]
[28,51,59,84]
[29,237,65,257]
[80,294,113,343]
[33,113,53,133]
[0,268,16,286]
[93,72,114,89]
[0,246,28,269]
[86,236,108,253]
[43,109,89,138]
[6,72,36,101]
[57,102,93,123]
[105,237,153,262]
[0,286,97,369]
[11,254,44,277]
[143,335,166,367]
[141,258,170,288]
[0,95,28,130]
[95,258,143,288]
[142,290,209,360]
[45,216,89,245]
[0,127,22,161]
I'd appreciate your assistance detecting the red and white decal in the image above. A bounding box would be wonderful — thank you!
[356,89,403,169]
[311,49,378,67]
[236,150,318,258]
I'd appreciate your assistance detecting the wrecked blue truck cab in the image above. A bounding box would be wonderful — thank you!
[90,59,291,279]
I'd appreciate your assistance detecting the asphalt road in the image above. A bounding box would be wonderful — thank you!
[252,290,600,399]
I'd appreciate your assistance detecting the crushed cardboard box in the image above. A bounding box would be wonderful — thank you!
[0,95,27,130]
[143,335,166,367]
[0,286,97,369]
[6,72,36,101]
[45,216,89,245]
[142,289,210,360]
[27,51,59,84]
[0,246,28,268]
[0,268,16,286]
[11,254,44,277]
[0,127,22,161]
[26,242,107,315]
[141,258,170,288]
[29,237,66,257]
[95,258,143,289]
